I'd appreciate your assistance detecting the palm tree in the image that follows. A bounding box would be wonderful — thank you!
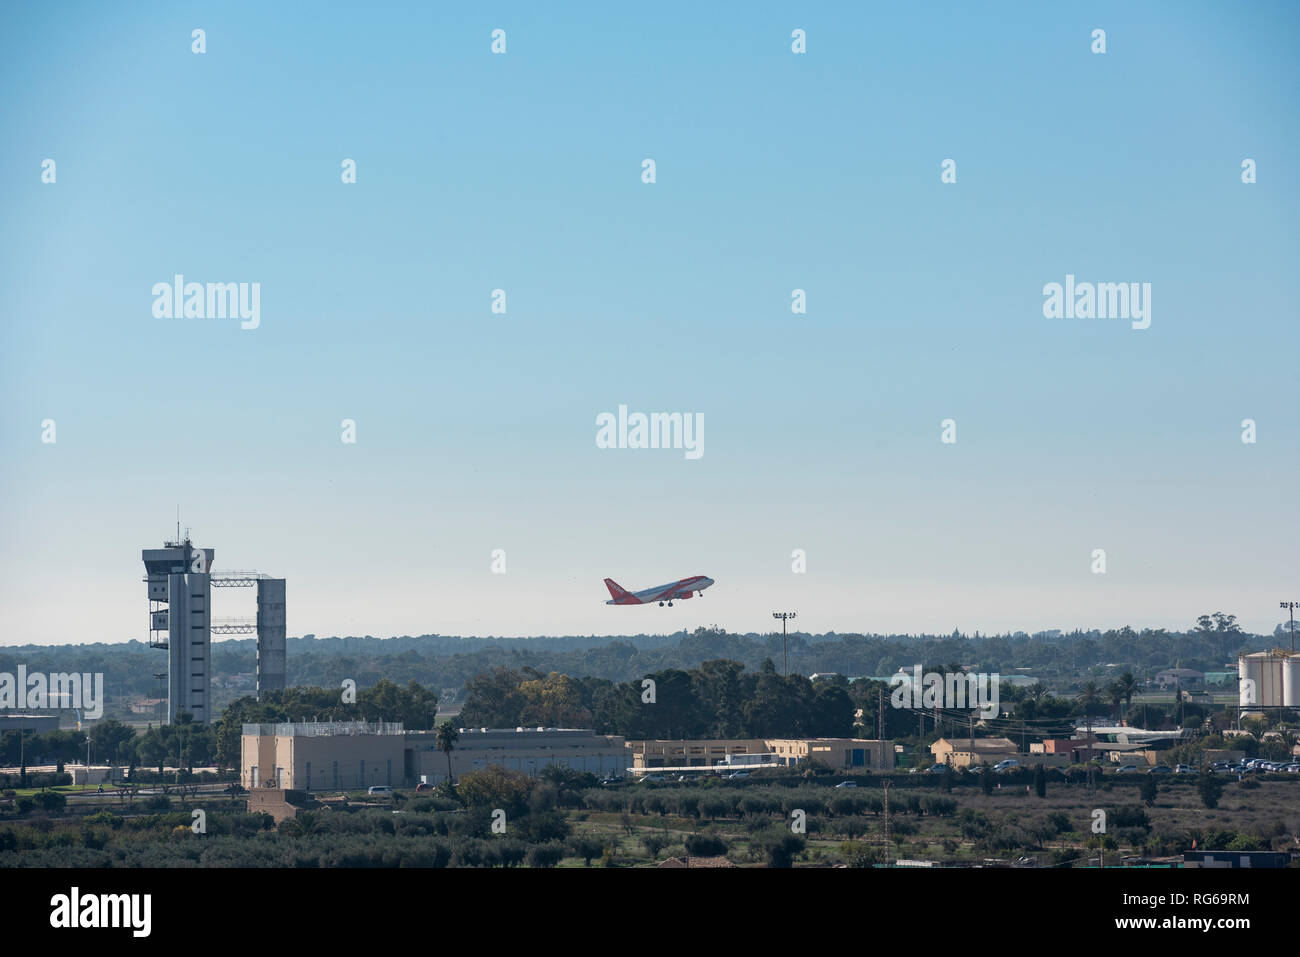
[1106,681,1124,722]
[435,720,459,786]
[1115,672,1140,715]
[1026,682,1050,709]
[1076,681,1103,751]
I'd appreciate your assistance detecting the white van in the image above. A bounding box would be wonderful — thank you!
[368,785,393,796]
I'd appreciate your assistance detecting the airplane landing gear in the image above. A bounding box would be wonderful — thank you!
[668,601,674,607]
[659,601,665,607]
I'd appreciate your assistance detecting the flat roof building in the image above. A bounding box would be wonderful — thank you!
[930,737,1018,768]
[241,723,629,791]
[629,737,894,772]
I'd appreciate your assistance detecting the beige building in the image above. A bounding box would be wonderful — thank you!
[241,722,628,791]
[629,737,894,772]
[767,738,893,770]
[242,721,406,791]
[930,737,1018,769]
[629,739,769,769]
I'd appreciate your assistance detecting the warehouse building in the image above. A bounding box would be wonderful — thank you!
[628,737,894,772]
[241,722,629,791]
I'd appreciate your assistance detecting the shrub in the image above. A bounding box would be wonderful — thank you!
[684,833,728,857]
[1198,775,1224,809]
[525,841,564,868]
[758,829,805,868]
[1111,806,1150,831]
[700,796,731,820]
[525,810,570,844]
[567,835,606,866]
[643,832,671,858]
[33,791,67,812]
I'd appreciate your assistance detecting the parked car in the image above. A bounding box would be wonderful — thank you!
[414,782,431,792]
[1175,764,1198,774]
[367,785,393,796]
[1146,766,1172,774]
[992,759,1020,772]
[1113,765,1139,774]
[925,764,950,774]
[834,780,858,789]
[640,774,665,784]
[726,771,751,780]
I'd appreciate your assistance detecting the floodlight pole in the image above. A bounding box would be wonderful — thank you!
[772,612,797,676]
[1281,602,1298,654]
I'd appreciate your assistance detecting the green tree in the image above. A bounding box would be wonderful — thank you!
[435,720,459,786]
[1198,774,1224,809]
[457,765,532,817]
[1114,672,1140,713]
[567,834,606,866]
[684,833,729,858]
[88,720,137,768]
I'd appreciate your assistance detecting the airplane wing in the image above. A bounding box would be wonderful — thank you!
[634,582,677,602]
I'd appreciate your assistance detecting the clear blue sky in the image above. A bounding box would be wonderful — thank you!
[2,2,1297,645]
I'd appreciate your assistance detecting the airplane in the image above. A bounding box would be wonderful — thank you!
[604,575,714,607]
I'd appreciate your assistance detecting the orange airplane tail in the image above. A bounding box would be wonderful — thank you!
[604,578,636,602]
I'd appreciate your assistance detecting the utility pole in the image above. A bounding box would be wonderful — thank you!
[882,778,891,852]
[1282,601,1299,654]
[772,612,796,676]
[877,688,884,742]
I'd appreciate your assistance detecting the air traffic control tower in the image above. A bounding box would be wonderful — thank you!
[143,536,286,724]
[142,538,215,724]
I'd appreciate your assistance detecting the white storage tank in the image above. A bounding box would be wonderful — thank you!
[1239,654,1263,708]
[1241,651,1290,708]
[1282,654,1300,708]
